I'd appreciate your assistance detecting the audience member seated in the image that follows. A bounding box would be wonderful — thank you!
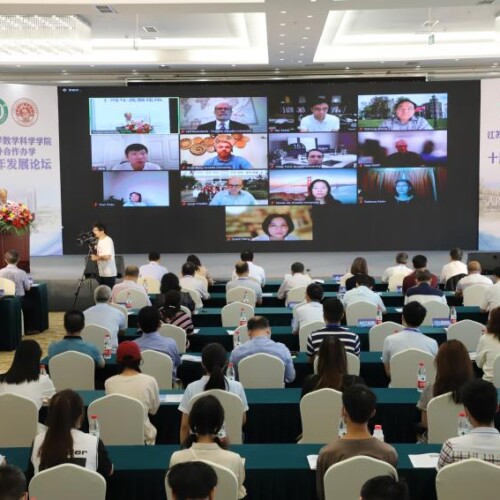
[28,389,113,478]
[316,384,398,500]
[437,379,500,469]
[105,341,160,445]
[475,306,500,382]
[0,465,28,500]
[180,262,210,301]
[48,310,105,368]
[226,261,263,305]
[404,269,447,305]
[301,337,364,398]
[455,261,492,297]
[343,257,375,291]
[83,285,126,351]
[381,251,412,283]
[111,265,151,305]
[170,395,246,499]
[440,247,468,284]
[402,254,438,293]
[382,302,438,378]
[167,462,217,500]
[0,340,55,410]
[293,283,324,334]
[343,275,387,312]
[156,272,195,313]
[276,262,313,300]
[179,343,248,443]
[306,298,361,363]
[229,316,295,383]
[417,340,473,442]
[187,254,214,287]
[360,475,409,500]
[480,266,500,313]
[139,251,168,281]
[231,251,266,287]
[134,307,180,372]
[159,290,194,335]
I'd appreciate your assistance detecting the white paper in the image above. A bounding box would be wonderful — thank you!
[181,354,202,363]
[160,394,183,403]
[307,455,318,470]
[314,279,325,284]
[409,453,439,468]
[262,293,274,297]
[395,307,403,313]
[227,330,235,336]
[469,352,476,361]
[193,328,200,334]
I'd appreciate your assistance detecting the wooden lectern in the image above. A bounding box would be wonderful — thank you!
[0,231,30,272]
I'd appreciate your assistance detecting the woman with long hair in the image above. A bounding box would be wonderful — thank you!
[476,307,500,382]
[170,395,246,499]
[157,272,195,312]
[0,340,55,410]
[304,179,341,205]
[178,343,248,443]
[160,289,194,335]
[187,254,213,286]
[29,389,113,476]
[343,256,375,290]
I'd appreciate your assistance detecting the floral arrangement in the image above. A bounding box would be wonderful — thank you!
[122,112,153,134]
[0,203,34,235]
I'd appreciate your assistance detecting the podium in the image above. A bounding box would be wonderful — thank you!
[0,231,30,273]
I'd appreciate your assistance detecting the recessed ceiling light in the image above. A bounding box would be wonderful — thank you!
[380,61,385,64]
[307,15,313,18]
[455,58,460,61]
[298,60,303,63]
[492,62,498,66]
[300,46,306,49]
[281,10,287,14]
[201,69,206,73]
[279,42,285,45]
[280,50,285,53]
[279,33,285,37]
[16,65,21,68]
[231,64,236,67]
[305,27,311,30]
[416,65,421,68]
[345,66,350,70]
[274,68,280,71]
[280,23,286,26]
[132,70,137,73]
[280,58,284,61]
[160,64,166,68]
[302,36,308,40]
[90,64,95,67]
[299,53,304,56]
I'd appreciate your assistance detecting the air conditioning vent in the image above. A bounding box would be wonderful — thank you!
[143,26,159,34]
[95,5,117,14]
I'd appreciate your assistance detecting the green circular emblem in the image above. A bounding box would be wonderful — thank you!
[0,98,8,125]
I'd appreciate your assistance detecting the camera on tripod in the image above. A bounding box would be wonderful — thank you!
[76,230,98,247]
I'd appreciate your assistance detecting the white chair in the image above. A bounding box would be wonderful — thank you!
[188,389,244,444]
[221,302,254,328]
[345,301,377,326]
[115,288,149,309]
[427,392,465,444]
[88,394,145,445]
[81,324,110,352]
[165,460,238,500]
[0,277,15,295]
[142,350,173,389]
[436,458,500,500]
[420,301,450,327]
[462,284,490,307]
[159,323,187,353]
[238,353,285,388]
[389,349,436,388]
[299,388,342,444]
[446,319,485,351]
[388,272,410,292]
[313,352,360,376]
[286,286,307,306]
[492,353,500,389]
[29,463,106,500]
[137,276,160,294]
[109,302,128,324]
[181,287,203,311]
[324,456,398,500]
[0,393,38,447]
[226,286,257,307]
[298,320,325,352]
[49,351,95,391]
[369,322,404,351]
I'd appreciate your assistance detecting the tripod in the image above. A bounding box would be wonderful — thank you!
[73,245,99,309]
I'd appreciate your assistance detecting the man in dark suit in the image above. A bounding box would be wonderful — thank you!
[196,101,251,133]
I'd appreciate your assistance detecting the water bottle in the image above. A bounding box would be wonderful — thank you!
[339,285,346,295]
[242,291,249,304]
[40,364,47,376]
[396,285,403,293]
[417,362,426,392]
[338,417,347,437]
[376,306,383,325]
[89,414,100,439]
[457,412,471,436]
[233,331,241,349]
[103,333,112,360]
[226,362,235,381]
[239,308,247,327]
[143,280,148,294]
[450,306,457,324]
[373,424,385,441]
[125,292,132,309]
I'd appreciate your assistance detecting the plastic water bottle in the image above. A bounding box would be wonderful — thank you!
[242,291,249,304]
[143,280,148,293]
[233,331,241,349]
[396,285,403,294]
[457,412,471,436]
[226,362,235,381]
[373,424,385,441]
[40,364,47,376]
[125,292,132,309]
[339,285,346,295]
[338,417,347,437]
[239,308,247,327]
[103,333,112,360]
[89,415,100,439]
[450,306,457,324]
[376,306,383,325]
[417,363,426,392]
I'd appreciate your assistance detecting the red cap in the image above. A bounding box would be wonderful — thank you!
[116,341,141,363]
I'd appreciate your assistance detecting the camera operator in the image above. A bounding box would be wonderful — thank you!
[91,222,117,288]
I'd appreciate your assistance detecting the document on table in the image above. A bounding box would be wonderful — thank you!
[395,308,403,313]
[181,354,202,363]
[160,394,183,403]
[262,293,274,297]
[227,330,235,336]
[409,453,439,468]
[193,328,200,334]
[307,455,318,470]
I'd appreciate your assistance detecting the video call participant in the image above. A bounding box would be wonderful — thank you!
[196,102,251,133]
[91,222,117,288]
[305,179,341,205]
[252,213,299,241]
[306,149,325,166]
[382,140,425,167]
[111,144,161,171]
[378,99,433,131]
[0,187,13,207]
[202,140,252,169]
[391,179,415,204]
[123,192,147,207]
[209,177,256,206]
[299,99,340,132]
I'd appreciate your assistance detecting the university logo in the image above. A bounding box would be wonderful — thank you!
[12,98,39,127]
[0,98,8,125]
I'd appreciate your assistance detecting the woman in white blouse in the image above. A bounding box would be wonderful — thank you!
[476,307,500,382]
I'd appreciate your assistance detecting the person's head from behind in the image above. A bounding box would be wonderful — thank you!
[234,260,249,277]
[64,310,84,335]
[94,285,112,304]
[291,262,305,274]
[307,148,324,166]
[4,249,19,265]
[356,274,374,289]
[182,262,196,277]
[247,315,270,338]
[168,461,217,500]
[396,252,408,265]
[262,214,294,241]
[306,283,324,302]
[461,379,498,427]
[148,251,160,262]
[137,306,161,334]
[412,254,427,270]
[0,465,28,500]
[124,265,140,281]
[125,143,149,171]
[449,248,463,262]
[351,257,368,275]
[240,251,254,262]
[1,339,42,384]
[188,395,225,444]
[161,272,181,294]
[116,341,142,372]
[487,306,500,340]
[342,384,376,425]
[201,343,227,376]
[401,301,426,328]
[186,254,202,270]
[467,260,481,275]
[317,336,347,390]
[323,298,344,324]
[360,475,409,500]
[415,269,432,285]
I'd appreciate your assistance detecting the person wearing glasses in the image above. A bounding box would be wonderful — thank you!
[209,177,256,206]
[196,102,251,133]
[299,98,340,132]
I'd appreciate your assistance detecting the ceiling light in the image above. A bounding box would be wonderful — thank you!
[299,53,304,56]
[300,45,305,49]
[62,69,67,73]
[416,65,422,68]
[132,69,137,73]
[305,27,311,30]
[279,42,284,45]
[280,58,284,61]
[280,10,287,14]
[280,23,286,26]
[90,64,95,67]
[307,15,313,18]
[280,50,285,53]
[298,60,303,63]
[16,64,21,67]
[302,36,308,40]
[279,33,285,37]
[345,66,350,70]
[231,64,236,67]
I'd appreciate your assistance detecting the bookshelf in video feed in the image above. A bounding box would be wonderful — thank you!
[89,96,179,209]
[357,93,448,205]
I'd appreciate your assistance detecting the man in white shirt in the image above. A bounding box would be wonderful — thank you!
[343,275,386,312]
[180,262,210,300]
[91,222,117,288]
[111,266,151,305]
[480,267,500,313]
[381,252,412,283]
[299,99,340,132]
[139,251,168,282]
[276,262,313,301]
[226,261,262,305]
[293,283,325,333]
[455,261,493,297]
[231,251,266,287]
[440,248,468,284]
